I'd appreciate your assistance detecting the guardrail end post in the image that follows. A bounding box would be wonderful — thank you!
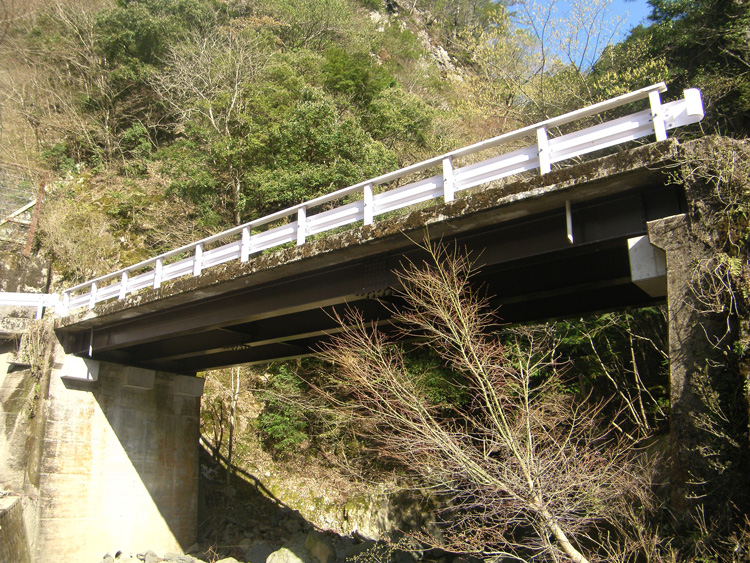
[60,292,70,317]
[119,272,129,300]
[154,258,164,289]
[649,90,668,142]
[684,88,705,119]
[193,244,203,277]
[443,157,455,202]
[153,258,163,289]
[88,283,98,310]
[241,226,251,262]
[363,183,374,226]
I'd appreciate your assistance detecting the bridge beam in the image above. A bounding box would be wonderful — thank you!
[59,180,685,372]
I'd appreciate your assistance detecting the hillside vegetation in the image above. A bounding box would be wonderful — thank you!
[1,0,747,278]
[2,0,749,561]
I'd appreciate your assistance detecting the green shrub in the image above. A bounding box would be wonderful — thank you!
[256,365,310,455]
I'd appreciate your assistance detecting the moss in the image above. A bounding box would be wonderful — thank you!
[1,370,37,427]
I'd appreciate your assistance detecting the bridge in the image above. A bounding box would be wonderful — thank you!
[0,83,715,562]
[58,143,685,372]
[45,83,702,371]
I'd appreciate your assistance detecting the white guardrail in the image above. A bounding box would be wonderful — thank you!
[0,83,704,318]
[0,292,59,320]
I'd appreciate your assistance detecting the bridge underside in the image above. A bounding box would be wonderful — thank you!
[58,144,685,373]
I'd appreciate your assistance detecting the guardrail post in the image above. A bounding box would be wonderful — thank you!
[153,258,163,289]
[119,272,129,300]
[60,292,70,317]
[241,226,251,262]
[36,299,43,320]
[193,244,203,276]
[649,90,668,142]
[537,127,551,174]
[88,283,97,310]
[566,200,574,244]
[363,183,374,225]
[443,156,455,202]
[297,207,307,245]
[684,88,705,119]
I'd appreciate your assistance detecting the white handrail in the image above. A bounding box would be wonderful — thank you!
[54,83,702,316]
[0,292,59,319]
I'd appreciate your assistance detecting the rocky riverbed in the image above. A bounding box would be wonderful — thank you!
[94,450,434,563]
[97,528,423,563]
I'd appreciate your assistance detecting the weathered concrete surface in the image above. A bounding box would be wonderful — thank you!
[34,339,204,562]
[648,214,744,514]
[0,338,44,560]
[0,251,50,294]
[0,340,37,490]
[0,495,32,563]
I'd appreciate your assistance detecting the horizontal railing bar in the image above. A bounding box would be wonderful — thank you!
[448,82,667,159]
[0,293,54,306]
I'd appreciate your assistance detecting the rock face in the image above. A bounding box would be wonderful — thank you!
[0,251,50,295]
[305,530,334,563]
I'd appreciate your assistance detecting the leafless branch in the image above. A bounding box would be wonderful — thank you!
[320,240,656,562]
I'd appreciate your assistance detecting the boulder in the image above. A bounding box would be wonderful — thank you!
[266,547,306,563]
[247,541,279,563]
[305,530,334,563]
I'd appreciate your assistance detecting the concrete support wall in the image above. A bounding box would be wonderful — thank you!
[647,214,742,513]
[36,339,204,562]
[0,338,43,561]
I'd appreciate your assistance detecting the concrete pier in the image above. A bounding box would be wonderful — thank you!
[35,340,203,562]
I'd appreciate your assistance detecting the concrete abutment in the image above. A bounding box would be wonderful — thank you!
[34,333,204,562]
[647,214,748,516]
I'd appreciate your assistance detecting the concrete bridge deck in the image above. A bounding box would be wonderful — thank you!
[57,140,687,373]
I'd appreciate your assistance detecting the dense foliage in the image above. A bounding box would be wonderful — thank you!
[4,0,748,267]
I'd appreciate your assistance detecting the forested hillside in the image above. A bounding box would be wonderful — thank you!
[2,0,750,561]
[1,0,746,279]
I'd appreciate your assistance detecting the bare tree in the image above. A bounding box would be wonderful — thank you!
[321,242,656,562]
[154,29,270,225]
[3,3,123,162]
[202,366,256,481]
[471,0,626,123]
[569,311,670,437]
[0,0,48,46]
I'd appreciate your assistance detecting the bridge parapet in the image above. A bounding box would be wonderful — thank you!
[52,83,703,316]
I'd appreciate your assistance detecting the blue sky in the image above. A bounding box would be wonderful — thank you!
[507,0,656,67]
